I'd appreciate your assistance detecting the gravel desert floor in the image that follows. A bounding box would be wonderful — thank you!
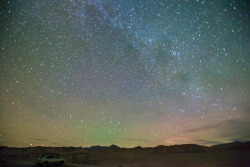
[1,150,250,167]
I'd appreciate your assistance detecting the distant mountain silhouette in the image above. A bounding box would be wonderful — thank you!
[133,146,142,149]
[0,141,249,158]
[109,144,120,149]
[85,145,106,150]
[85,144,120,150]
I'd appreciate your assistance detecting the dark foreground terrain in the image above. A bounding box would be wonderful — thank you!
[1,150,250,167]
[1,141,250,167]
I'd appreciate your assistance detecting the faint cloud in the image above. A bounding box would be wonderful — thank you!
[51,143,60,145]
[165,136,193,145]
[184,119,250,133]
[31,138,48,142]
[119,138,151,143]
[165,136,222,146]
[183,119,250,142]
[184,122,224,133]
[193,139,222,145]
[73,138,88,141]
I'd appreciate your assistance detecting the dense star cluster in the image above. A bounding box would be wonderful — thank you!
[0,0,249,147]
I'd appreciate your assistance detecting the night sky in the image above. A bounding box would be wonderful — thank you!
[0,0,249,148]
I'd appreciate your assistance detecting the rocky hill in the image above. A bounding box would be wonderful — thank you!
[211,141,250,150]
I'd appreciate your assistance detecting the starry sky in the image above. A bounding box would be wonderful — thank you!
[0,0,249,148]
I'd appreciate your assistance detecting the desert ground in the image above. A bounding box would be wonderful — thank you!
[1,150,250,167]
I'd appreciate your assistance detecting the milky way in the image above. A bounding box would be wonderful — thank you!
[0,0,249,147]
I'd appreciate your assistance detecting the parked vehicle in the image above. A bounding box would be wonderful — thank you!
[36,154,65,167]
